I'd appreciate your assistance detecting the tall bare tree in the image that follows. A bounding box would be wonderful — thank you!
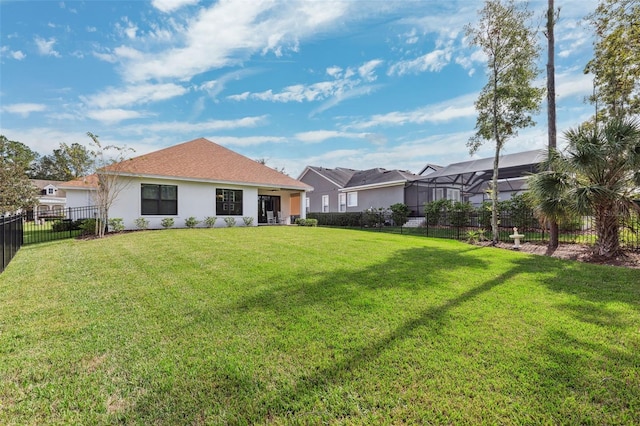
[465,0,545,244]
[545,0,560,249]
[86,132,134,238]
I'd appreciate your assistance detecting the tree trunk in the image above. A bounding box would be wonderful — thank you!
[594,205,621,258]
[491,143,500,244]
[547,0,559,249]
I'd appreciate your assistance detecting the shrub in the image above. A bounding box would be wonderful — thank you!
[161,218,174,229]
[242,217,254,226]
[135,217,149,230]
[296,218,317,227]
[51,219,74,232]
[466,229,486,244]
[424,199,452,225]
[224,217,236,227]
[108,218,125,232]
[390,203,409,227]
[449,201,474,227]
[204,216,217,228]
[363,207,389,228]
[306,212,362,226]
[185,217,200,228]
[79,218,97,235]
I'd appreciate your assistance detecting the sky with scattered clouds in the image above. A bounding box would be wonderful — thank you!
[1,0,598,177]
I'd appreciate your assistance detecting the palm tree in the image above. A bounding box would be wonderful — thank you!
[527,118,640,258]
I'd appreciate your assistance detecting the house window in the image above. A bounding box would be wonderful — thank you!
[322,195,329,212]
[448,189,461,202]
[141,184,178,215]
[338,193,346,212]
[47,187,55,195]
[433,188,444,201]
[216,188,243,216]
[305,196,310,214]
[347,192,358,207]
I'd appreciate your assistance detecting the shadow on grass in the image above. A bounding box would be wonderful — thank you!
[118,241,640,424]
[122,243,524,423]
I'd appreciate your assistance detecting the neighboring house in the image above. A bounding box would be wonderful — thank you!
[29,180,67,221]
[298,166,422,214]
[409,149,546,210]
[61,138,312,229]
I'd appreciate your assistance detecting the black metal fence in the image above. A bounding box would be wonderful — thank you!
[23,206,100,246]
[308,210,640,250]
[1,214,24,273]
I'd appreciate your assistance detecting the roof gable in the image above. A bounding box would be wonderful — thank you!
[300,166,356,188]
[345,168,421,188]
[103,138,310,190]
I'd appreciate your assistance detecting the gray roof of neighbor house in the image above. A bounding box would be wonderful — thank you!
[345,168,422,189]
[418,149,546,187]
[301,166,357,187]
[301,166,422,190]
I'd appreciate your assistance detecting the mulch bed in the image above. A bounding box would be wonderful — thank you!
[484,241,640,269]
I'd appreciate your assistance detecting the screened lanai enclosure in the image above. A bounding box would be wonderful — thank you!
[404,150,546,217]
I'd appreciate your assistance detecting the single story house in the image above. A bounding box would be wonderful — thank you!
[61,138,312,229]
[298,166,422,214]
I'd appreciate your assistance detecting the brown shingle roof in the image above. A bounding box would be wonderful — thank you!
[103,138,311,190]
[59,174,99,189]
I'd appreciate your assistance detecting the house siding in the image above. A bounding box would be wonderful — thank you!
[109,176,260,229]
[300,171,342,213]
[347,185,404,212]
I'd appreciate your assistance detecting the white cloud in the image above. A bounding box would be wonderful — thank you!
[86,108,146,124]
[82,83,188,109]
[34,36,61,57]
[388,45,453,76]
[2,103,47,117]
[295,130,387,145]
[358,59,383,82]
[555,70,594,100]
[86,26,97,32]
[152,0,199,13]
[117,115,268,135]
[116,0,353,82]
[326,66,343,78]
[205,135,287,147]
[348,93,477,130]
[227,59,381,114]
[198,68,260,100]
[9,50,26,60]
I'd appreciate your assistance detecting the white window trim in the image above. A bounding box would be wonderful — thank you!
[322,195,329,212]
[338,193,346,212]
[347,191,358,207]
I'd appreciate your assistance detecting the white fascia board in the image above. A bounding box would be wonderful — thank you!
[114,172,311,191]
[339,180,406,192]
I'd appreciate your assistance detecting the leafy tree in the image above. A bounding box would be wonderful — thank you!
[31,142,94,181]
[585,0,640,119]
[527,118,640,258]
[0,135,39,213]
[465,0,544,244]
[87,132,134,238]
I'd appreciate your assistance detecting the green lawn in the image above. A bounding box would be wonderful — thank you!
[1,227,639,424]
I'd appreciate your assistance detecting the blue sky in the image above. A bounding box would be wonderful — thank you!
[1,0,598,178]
